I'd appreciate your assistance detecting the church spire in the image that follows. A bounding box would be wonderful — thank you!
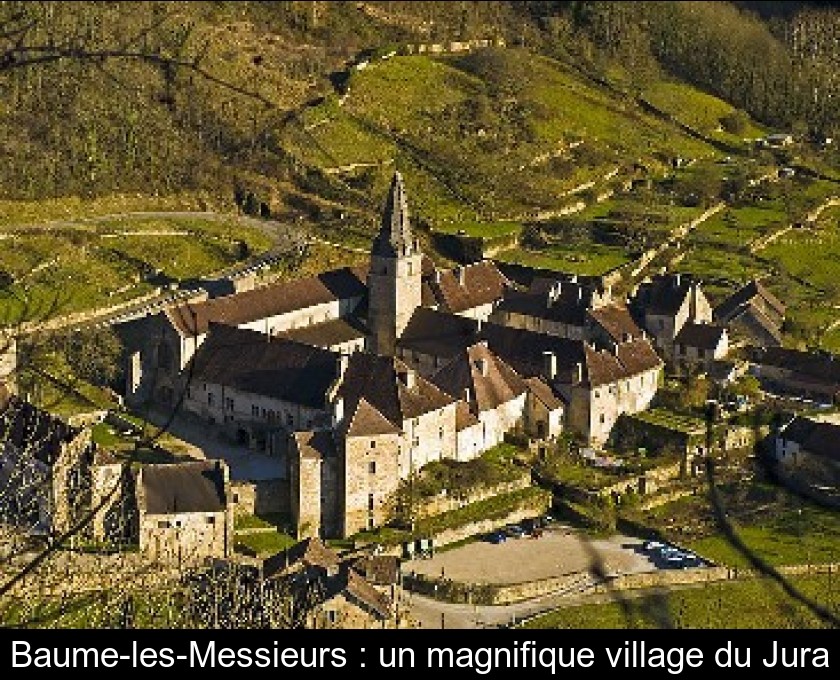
[372,171,415,258]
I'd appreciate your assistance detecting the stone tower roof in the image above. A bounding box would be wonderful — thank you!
[372,171,415,258]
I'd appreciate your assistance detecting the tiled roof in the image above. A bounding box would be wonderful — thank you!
[751,346,840,385]
[587,304,645,343]
[278,316,368,349]
[190,324,339,408]
[479,322,662,388]
[292,430,337,460]
[343,397,401,437]
[349,555,400,586]
[341,568,392,619]
[431,342,527,414]
[338,353,456,428]
[715,279,786,323]
[427,261,508,313]
[495,288,587,326]
[165,267,366,336]
[398,307,478,358]
[494,262,606,293]
[140,460,227,515]
[674,322,727,350]
[633,273,694,316]
[524,376,565,410]
[262,537,341,578]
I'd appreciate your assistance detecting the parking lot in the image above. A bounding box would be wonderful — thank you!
[404,524,660,585]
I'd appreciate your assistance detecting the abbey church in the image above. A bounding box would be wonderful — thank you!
[125,173,662,538]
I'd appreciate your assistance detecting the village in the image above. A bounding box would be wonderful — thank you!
[2,170,838,629]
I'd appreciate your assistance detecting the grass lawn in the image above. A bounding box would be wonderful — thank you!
[763,230,840,294]
[688,503,840,568]
[522,574,839,628]
[235,530,297,556]
[434,220,522,238]
[629,408,706,434]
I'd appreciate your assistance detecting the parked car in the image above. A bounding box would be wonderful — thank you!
[486,530,507,544]
[504,524,526,539]
[643,540,665,553]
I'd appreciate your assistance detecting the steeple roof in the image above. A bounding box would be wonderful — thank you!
[372,171,415,258]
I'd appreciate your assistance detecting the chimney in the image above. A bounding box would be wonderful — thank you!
[337,353,350,379]
[542,351,557,381]
[475,318,483,333]
[622,332,633,343]
[673,273,682,289]
[574,361,584,384]
[475,358,488,377]
[456,266,466,287]
[433,269,442,284]
[332,396,345,427]
[463,387,472,403]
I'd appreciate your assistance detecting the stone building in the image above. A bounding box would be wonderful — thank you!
[136,459,233,565]
[748,346,840,404]
[774,416,840,486]
[630,274,728,368]
[0,393,93,536]
[673,323,729,374]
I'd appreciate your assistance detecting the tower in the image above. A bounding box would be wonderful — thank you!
[367,172,423,356]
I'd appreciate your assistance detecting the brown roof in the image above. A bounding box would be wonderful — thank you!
[455,400,480,431]
[587,304,645,343]
[480,322,662,388]
[343,397,401,437]
[140,460,227,515]
[292,430,336,461]
[431,342,527,414]
[674,322,727,350]
[190,324,339,409]
[428,261,508,313]
[495,288,587,326]
[715,279,785,323]
[398,307,478,358]
[165,266,366,336]
[341,568,392,619]
[524,376,565,410]
[278,316,367,349]
[495,262,606,293]
[263,537,341,578]
[338,353,455,427]
[350,555,400,586]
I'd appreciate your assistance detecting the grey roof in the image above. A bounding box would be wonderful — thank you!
[140,460,227,515]
[780,416,840,463]
[674,322,727,350]
[278,316,368,349]
[398,307,479,358]
[715,279,785,323]
[371,172,415,258]
[190,323,339,408]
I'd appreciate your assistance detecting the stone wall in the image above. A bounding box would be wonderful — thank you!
[343,430,401,536]
[414,476,531,519]
[230,478,290,517]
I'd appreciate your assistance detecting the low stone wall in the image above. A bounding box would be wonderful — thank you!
[415,476,531,519]
[230,478,290,517]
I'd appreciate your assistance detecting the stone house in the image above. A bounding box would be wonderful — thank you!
[430,341,528,459]
[424,261,510,322]
[630,272,713,362]
[261,537,396,629]
[121,266,366,407]
[136,459,233,565]
[714,279,785,348]
[774,416,840,486]
[673,322,729,374]
[0,393,93,536]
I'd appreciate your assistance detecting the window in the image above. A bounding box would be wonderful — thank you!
[208,393,215,406]
[439,427,444,439]
[251,405,259,417]
[186,386,192,399]
[206,516,215,525]
[370,440,376,449]
[368,461,376,474]
[232,493,239,503]
[368,494,375,511]
[157,520,169,529]
[326,610,337,624]
[599,413,605,424]
[225,397,234,411]
[287,414,293,426]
